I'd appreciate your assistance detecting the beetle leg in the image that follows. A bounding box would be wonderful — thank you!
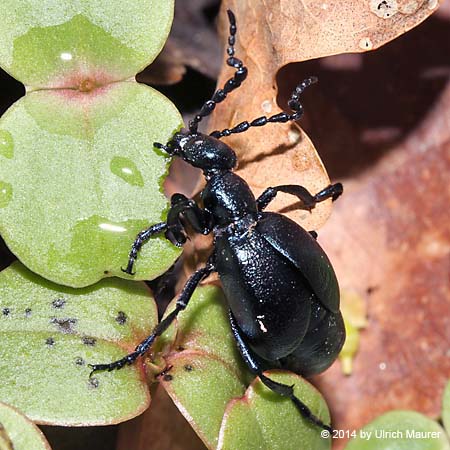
[89,257,216,375]
[123,194,213,275]
[167,193,213,237]
[229,311,332,432]
[256,183,343,212]
[189,10,248,133]
[122,222,168,275]
[314,183,344,202]
[210,77,317,139]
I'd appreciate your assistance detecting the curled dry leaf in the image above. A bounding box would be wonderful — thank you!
[205,0,440,229]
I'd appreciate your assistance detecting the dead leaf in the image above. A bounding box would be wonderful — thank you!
[313,51,450,450]
[203,0,440,229]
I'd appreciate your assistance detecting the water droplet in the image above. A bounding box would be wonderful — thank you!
[73,215,134,237]
[0,130,13,159]
[0,181,12,208]
[98,222,127,233]
[110,157,144,187]
[60,52,73,61]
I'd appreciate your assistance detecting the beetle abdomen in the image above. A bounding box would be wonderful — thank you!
[215,226,313,361]
[280,300,346,377]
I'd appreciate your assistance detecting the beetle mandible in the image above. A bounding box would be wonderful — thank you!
[90,10,345,432]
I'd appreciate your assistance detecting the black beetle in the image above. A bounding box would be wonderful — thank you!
[90,10,345,432]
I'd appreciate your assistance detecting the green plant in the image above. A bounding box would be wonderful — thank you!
[0,1,447,449]
[0,0,181,288]
[0,2,331,449]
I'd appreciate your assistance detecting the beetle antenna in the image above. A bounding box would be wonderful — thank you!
[188,9,248,134]
[209,76,318,139]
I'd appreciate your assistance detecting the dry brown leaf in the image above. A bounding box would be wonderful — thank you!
[205,0,440,229]
[314,67,450,449]
[137,40,187,86]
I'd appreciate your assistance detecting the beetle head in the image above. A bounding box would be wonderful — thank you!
[160,132,237,175]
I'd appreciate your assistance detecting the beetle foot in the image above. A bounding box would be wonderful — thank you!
[88,351,140,377]
[259,373,332,432]
[121,262,136,276]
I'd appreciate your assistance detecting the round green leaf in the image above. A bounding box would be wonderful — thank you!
[0,261,157,425]
[0,81,182,287]
[158,286,330,449]
[156,285,250,448]
[218,371,331,450]
[443,381,450,436]
[159,285,250,379]
[161,352,246,449]
[345,411,450,450]
[0,0,174,87]
[0,402,51,450]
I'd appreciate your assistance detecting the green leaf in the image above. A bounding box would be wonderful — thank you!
[0,82,182,287]
[218,371,331,450]
[0,402,51,450]
[158,286,330,449]
[0,261,156,425]
[339,289,367,375]
[345,411,450,450]
[0,0,174,88]
[159,285,250,378]
[156,285,249,448]
[161,352,247,449]
[443,381,450,436]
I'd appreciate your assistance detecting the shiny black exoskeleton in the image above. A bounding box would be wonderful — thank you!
[90,10,345,432]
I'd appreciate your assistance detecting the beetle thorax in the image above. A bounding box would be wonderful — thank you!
[201,171,258,227]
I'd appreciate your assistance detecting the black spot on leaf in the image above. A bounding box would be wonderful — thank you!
[52,298,66,309]
[75,357,85,366]
[82,337,96,346]
[88,377,99,389]
[115,311,127,325]
[50,317,77,333]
